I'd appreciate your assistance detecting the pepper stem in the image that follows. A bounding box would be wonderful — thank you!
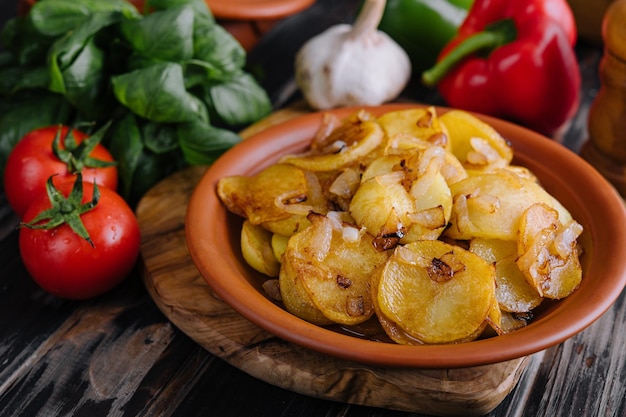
[422,19,517,87]
[350,0,386,40]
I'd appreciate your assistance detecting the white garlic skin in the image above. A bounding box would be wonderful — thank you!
[295,24,412,110]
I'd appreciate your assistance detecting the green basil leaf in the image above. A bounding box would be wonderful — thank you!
[29,0,140,36]
[56,36,111,120]
[177,119,241,165]
[0,93,73,181]
[105,112,144,201]
[202,71,271,127]
[127,148,185,208]
[0,66,50,95]
[112,62,207,123]
[146,0,213,19]
[141,121,179,154]
[0,52,13,69]
[107,114,185,206]
[48,11,123,94]
[2,16,55,66]
[120,6,194,62]
[194,21,245,76]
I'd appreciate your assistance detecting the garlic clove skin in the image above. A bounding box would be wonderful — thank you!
[295,24,412,110]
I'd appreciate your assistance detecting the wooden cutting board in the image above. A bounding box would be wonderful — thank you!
[136,105,534,416]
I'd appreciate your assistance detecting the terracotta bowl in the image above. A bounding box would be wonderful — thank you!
[206,0,315,51]
[185,103,626,368]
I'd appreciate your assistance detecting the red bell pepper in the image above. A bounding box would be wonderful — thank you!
[422,0,580,136]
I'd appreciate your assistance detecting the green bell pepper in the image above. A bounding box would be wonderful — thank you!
[378,0,473,73]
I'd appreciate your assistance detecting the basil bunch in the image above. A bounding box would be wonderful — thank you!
[0,0,272,205]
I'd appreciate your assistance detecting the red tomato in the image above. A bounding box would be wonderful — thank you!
[19,181,140,300]
[4,125,118,218]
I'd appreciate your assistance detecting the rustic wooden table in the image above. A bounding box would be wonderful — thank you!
[1,1,624,416]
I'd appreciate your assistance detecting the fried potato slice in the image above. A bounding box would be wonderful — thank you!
[271,233,289,263]
[280,213,389,325]
[279,248,334,326]
[516,203,584,299]
[377,106,451,151]
[499,311,531,333]
[240,220,281,277]
[445,170,574,241]
[218,163,309,224]
[440,110,513,169]
[375,240,496,344]
[470,238,543,313]
[278,118,384,172]
[484,294,503,334]
[218,163,330,237]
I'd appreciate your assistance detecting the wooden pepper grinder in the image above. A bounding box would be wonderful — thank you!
[580,0,626,198]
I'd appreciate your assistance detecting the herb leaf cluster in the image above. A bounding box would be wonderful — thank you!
[0,0,272,205]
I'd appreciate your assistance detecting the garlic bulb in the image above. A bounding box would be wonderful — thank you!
[295,0,411,110]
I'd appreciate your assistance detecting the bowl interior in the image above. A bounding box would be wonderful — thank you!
[185,104,626,368]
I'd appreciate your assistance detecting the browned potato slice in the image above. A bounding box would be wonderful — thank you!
[372,267,489,345]
[377,107,451,151]
[440,110,513,168]
[496,255,544,311]
[466,165,538,181]
[516,203,584,299]
[469,237,517,264]
[484,294,503,333]
[370,273,422,345]
[218,163,314,225]
[280,213,389,325]
[240,220,281,277]
[261,214,312,237]
[375,240,496,344]
[446,170,574,241]
[279,249,334,326]
[360,154,404,183]
[499,311,531,333]
[271,233,289,263]
[279,119,384,172]
[470,238,543,313]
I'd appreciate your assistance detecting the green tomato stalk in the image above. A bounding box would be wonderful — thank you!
[21,174,99,247]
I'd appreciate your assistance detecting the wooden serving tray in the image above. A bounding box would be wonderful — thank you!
[136,107,534,416]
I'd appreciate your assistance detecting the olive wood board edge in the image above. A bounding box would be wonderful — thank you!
[136,106,533,416]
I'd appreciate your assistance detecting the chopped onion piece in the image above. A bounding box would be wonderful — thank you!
[467,192,501,214]
[274,192,315,215]
[553,220,584,259]
[307,215,333,262]
[341,225,361,242]
[407,206,446,229]
[326,211,344,231]
[467,137,508,168]
[329,168,361,199]
[418,145,445,176]
[311,113,341,149]
[453,193,475,234]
